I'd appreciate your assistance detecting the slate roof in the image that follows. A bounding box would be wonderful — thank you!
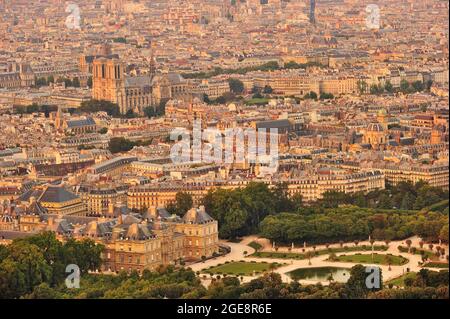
[182,206,215,224]
[47,214,97,226]
[84,54,119,63]
[48,219,74,234]
[38,186,80,203]
[156,207,172,219]
[121,214,141,225]
[125,76,152,87]
[255,119,291,130]
[124,223,154,240]
[27,201,48,215]
[79,220,115,238]
[66,117,96,128]
[151,72,185,86]
[17,189,43,202]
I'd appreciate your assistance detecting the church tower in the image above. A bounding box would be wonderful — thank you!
[92,58,126,113]
[150,51,156,79]
[55,107,64,131]
[431,128,442,145]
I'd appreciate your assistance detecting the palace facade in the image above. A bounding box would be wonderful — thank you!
[0,199,219,273]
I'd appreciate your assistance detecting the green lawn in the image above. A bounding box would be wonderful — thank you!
[386,272,417,287]
[330,253,409,266]
[422,262,449,269]
[245,98,269,105]
[248,241,263,252]
[205,261,281,276]
[250,245,388,260]
[251,251,306,259]
[397,246,437,260]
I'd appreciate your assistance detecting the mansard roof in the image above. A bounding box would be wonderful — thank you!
[182,206,215,225]
[38,186,79,203]
[66,117,96,128]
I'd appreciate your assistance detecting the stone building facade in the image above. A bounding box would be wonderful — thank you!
[92,57,191,115]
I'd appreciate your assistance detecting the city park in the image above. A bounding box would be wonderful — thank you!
[190,235,449,288]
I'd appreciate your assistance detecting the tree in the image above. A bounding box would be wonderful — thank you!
[439,225,449,244]
[98,127,108,134]
[24,283,60,299]
[405,239,412,253]
[384,81,393,93]
[345,265,382,299]
[222,208,248,239]
[251,85,261,94]
[304,91,318,100]
[384,255,393,271]
[35,77,47,87]
[144,106,164,118]
[263,85,273,94]
[167,192,193,216]
[64,78,73,87]
[305,251,314,265]
[329,253,338,261]
[271,183,294,213]
[400,80,410,93]
[78,99,120,117]
[203,182,278,239]
[400,192,415,210]
[0,258,27,298]
[228,78,244,94]
[413,195,427,210]
[291,193,303,211]
[370,84,384,95]
[6,241,52,293]
[63,238,104,274]
[202,94,211,104]
[320,92,334,100]
[411,81,424,92]
[72,77,81,88]
[357,80,368,94]
[21,231,66,285]
[108,137,135,154]
[113,37,127,43]
[377,194,392,209]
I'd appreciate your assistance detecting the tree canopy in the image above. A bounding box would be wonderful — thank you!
[0,232,103,299]
[78,99,121,117]
[166,192,194,216]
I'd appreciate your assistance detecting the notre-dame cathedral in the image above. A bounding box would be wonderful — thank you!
[85,43,192,115]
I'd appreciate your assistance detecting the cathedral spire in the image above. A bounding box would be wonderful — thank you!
[55,106,63,131]
[149,42,156,79]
